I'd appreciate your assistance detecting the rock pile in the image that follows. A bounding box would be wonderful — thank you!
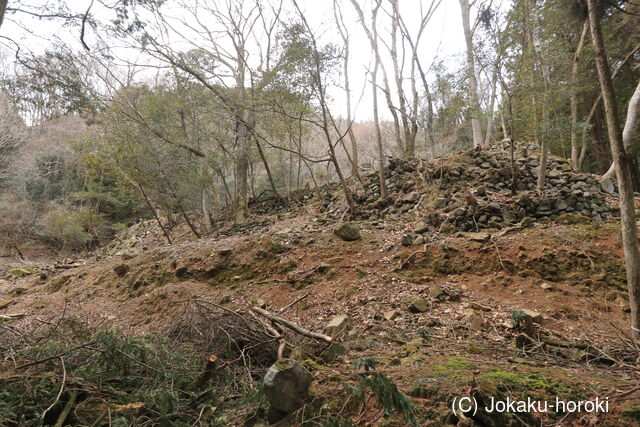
[357,140,618,231]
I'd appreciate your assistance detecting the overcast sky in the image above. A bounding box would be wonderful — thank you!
[0,0,490,121]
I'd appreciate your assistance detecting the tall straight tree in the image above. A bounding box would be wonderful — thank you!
[333,0,360,179]
[587,0,640,343]
[459,0,484,148]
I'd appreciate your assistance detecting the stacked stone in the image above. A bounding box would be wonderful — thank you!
[358,141,617,230]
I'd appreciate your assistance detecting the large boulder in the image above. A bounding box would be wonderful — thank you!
[263,359,312,413]
[334,223,361,241]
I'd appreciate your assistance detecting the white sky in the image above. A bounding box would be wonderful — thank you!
[0,0,481,121]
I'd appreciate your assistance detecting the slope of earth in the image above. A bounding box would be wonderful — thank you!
[1,143,639,426]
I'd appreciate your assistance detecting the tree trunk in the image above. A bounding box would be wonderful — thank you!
[459,0,484,148]
[571,20,589,170]
[333,1,360,177]
[602,80,640,180]
[372,56,387,200]
[587,0,640,343]
[235,129,249,222]
[350,0,404,156]
[484,66,499,145]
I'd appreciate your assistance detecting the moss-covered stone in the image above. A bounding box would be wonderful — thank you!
[5,268,34,280]
[334,223,361,241]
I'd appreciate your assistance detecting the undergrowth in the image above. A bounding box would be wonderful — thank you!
[0,317,264,426]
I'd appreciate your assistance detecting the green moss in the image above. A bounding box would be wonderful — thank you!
[10,287,28,296]
[5,268,35,280]
[301,359,328,371]
[433,356,473,378]
[479,370,581,400]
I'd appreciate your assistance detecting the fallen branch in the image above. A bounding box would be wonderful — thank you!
[398,245,428,270]
[54,390,78,427]
[41,356,66,421]
[251,306,333,343]
[279,293,309,314]
[249,310,287,360]
[0,313,26,320]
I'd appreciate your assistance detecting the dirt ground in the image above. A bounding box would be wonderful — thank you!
[2,199,640,426]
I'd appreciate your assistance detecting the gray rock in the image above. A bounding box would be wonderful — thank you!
[319,343,346,363]
[324,314,353,337]
[402,192,420,203]
[600,178,615,194]
[384,310,401,321]
[263,359,312,413]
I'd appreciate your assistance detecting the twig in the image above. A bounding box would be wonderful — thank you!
[15,341,95,370]
[41,356,66,421]
[491,238,506,271]
[279,293,309,314]
[398,245,428,270]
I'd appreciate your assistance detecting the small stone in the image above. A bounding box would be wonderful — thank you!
[464,309,484,330]
[466,232,491,242]
[414,224,430,234]
[263,359,312,413]
[521,309,542,323]
[401,234,414,247]
[0,299,15,310]
[289,346,306,361]
[113,264,130,277]
[334,223,361,241]
[319,343,346,363]
[324,314,353,337]
[402,192,420,203]
[540,283,553,291]
[520,216,534,227]
[408,297,429,313]
[464,302,492,312]
[430,285,444,300]
[384,310,401,321]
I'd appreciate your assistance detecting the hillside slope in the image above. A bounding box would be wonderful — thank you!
[1,143,639,426]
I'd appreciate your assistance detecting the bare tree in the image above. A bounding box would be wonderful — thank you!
[350,0,404,157]
[333,0,360,179]
[570,20,589,170]
[459,0,484,147]
[291,0,357,215]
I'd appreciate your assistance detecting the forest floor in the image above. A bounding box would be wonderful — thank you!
[2,147,640,426]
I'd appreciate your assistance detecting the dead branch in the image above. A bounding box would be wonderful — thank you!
[0,313,26,320]
[40,356,66,421]
[250,306,333,343]
[279,293,309,314]
[54,389,78,427]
